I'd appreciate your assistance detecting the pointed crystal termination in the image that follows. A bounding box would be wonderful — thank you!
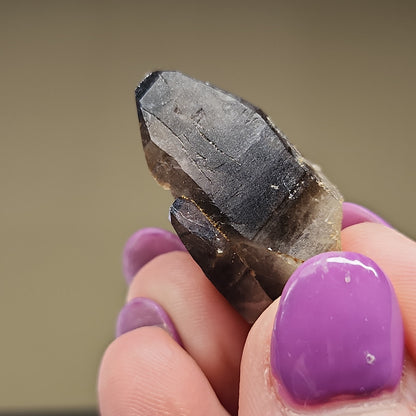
[136,71,343,322]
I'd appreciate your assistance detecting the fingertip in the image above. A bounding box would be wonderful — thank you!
[122,227,187,284]
[98,328,180,416]
[115,297,182,344]
[342,202,391,230]
[98,327,228,416]
[270,252,403,404]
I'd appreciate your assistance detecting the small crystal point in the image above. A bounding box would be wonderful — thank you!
[136,71,343,321]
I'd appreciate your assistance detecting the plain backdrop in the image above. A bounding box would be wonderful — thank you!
[1,0,415,411]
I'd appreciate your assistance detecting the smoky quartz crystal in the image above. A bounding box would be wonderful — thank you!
[136,71,343,322]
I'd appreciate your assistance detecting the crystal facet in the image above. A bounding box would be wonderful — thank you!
[136,71,343,322]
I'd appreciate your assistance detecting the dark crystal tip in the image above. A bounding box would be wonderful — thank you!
[135,71,162,102]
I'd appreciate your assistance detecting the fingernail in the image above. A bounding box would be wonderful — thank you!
[122,228,187,284]
[270,252,404,405]
[342,202,391,230]
[116,297,182,344]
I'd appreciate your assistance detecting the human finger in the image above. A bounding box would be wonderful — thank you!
[98,327,229,416]
[122,227,186,284]
[342,222,416,360]
[126,251,249,415]
[239,251,416,415]
[342,202,391,229]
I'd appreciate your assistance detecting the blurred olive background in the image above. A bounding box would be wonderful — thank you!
[1,0,415,412]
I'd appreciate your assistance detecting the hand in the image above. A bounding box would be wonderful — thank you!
[98,205,416,415]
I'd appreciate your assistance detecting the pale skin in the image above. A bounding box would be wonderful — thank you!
[98,223,416,415]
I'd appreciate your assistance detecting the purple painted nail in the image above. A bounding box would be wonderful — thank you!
[116,297,182,344]
[270,252,403,405]
[342,202,391,230]
[122,227,187,284]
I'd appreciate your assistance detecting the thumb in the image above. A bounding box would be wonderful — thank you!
[341,222,416,360]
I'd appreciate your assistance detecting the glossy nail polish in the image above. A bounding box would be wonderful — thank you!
[116,297,182,344]
[122,227,187,284]
[342,202,391,229]
[270,252,403,405]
